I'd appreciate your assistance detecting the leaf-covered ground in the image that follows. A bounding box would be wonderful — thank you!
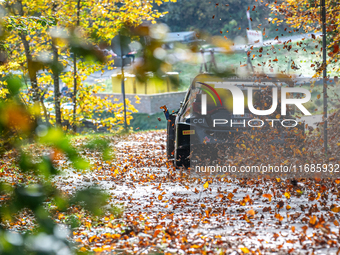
[1,129,340,254]
[52,131,340,254]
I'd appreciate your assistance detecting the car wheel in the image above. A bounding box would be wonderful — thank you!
[174,147,190,168]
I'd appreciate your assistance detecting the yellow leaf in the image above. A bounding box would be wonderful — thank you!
[284,192,291,199]
[203,181,209,189]
[240,247,250,253]
[191,244,201,249]
[316,192,321,200]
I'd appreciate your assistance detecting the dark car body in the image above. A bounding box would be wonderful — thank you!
[164,73,305,168]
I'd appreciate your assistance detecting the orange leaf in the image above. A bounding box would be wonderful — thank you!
[263,194,272,202]
[158,195,163,200]
[227,193,234,200]
[89,235,97,242]
[247,209,255,216]
[153,229,161,238]
[309,215,317,225]
[111,234,121,239]
[331,206,340,213]
[275,213,284,221]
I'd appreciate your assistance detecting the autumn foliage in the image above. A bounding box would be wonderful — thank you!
[273,0,340,75]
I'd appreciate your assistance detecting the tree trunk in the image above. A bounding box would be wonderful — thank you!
[19,33,40,103]
[72,51,77,132]
[40,95,49,124]
[72,0,81,132]
[52,41,62,126]
[18,0,39,104]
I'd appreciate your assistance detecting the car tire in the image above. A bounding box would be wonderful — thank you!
[174,147,190,168]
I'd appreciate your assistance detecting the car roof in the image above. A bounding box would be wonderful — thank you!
[190,73,295,88]
[180,73,295,109]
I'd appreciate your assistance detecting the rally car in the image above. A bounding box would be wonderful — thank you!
[162,73,305,168]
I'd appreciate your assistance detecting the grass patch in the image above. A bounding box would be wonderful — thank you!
[129,112,168,131]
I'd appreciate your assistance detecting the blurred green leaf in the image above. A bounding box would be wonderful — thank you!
[14,184,45,211]
[70,187,109,216]
[83,137,113,161]
[5,77,22,96]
